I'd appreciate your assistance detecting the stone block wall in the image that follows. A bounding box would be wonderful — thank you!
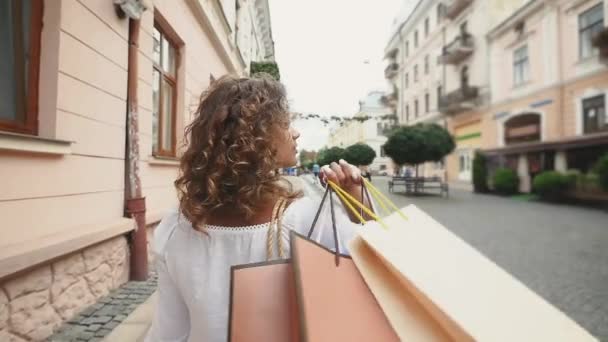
[0,236,129,341]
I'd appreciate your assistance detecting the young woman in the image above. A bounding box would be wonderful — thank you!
[145,75,373,341]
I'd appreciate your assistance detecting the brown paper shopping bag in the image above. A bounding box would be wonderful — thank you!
[228,198,300,342]
[290,186,399,342]
[229,186,396,342]
[347,180,597,342]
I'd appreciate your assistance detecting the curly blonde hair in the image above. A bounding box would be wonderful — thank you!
[175,74,301,230]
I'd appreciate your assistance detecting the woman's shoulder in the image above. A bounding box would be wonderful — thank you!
[152,208,191,257]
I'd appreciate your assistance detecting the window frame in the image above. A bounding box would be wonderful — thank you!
[424,54,429,74]
[406,104,410,122]
[425,93,430,113]
[414,30,419,47]
[425,17,430,37]
[0,0,43,135]
[513,45,529,86]
[582,94,607,134]
[437,4,444,24]
[437,85,442,109]
[152,19,181,158]
[578,3,604,60]
[414,65,419,82]
[405,72,409,88]
[415,99,419,117]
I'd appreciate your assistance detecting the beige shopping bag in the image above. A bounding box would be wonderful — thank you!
[351,202,598,342]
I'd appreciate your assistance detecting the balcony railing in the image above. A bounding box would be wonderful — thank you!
[439,33,474,64]
[444,0,473,20]
[384,63,399,79]
[439,85,479,114]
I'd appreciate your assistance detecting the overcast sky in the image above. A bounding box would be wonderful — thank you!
[269,0,405,151]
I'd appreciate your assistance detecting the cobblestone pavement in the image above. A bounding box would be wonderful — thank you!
[47,272,157,342]
[302,175,608,340]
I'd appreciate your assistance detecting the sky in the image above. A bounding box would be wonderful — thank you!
[269,0,406,151]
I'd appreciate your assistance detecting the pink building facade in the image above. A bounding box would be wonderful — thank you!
[480,0,608,193]
[0,0,275,340]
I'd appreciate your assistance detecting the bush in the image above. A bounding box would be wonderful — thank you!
[594,153,608,191]
[493,168,519,195]
[533,171,574,200]
[472,152,488,193]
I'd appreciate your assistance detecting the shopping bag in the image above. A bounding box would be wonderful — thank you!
[290,186,399,342]
[229,185,394,342]
[228,198,300,342]
[348,180,598,342]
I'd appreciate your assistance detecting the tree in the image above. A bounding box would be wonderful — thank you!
[420,123,455,162]
[382,123,455,176]
[344,143,376,166]
[299,149,318,167]
[317,146,346,166]
[250,61,280,80]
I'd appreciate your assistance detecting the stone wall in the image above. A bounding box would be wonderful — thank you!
[0,236,129,341]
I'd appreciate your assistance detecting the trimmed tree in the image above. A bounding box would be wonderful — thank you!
[344,143,376,166]
[383,123,455,177]
[317,146,346,166]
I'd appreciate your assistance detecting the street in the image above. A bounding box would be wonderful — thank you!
[301,175,608,340]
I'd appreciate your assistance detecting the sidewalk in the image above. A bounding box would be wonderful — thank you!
[101,291,156,341]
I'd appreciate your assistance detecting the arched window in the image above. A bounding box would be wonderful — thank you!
[504,113,541,145]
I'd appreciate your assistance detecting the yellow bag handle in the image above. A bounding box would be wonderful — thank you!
[362,178,408,222]
[327,180,390,230]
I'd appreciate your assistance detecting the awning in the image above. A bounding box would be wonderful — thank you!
[482,132,608,156]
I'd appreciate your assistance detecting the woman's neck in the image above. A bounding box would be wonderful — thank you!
[205,201,277,227]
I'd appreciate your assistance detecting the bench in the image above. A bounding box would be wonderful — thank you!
[388,176,449,197]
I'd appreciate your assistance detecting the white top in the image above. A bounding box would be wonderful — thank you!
[145,196,375,342]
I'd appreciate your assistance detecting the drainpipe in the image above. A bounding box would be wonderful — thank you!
[125,18,148,281]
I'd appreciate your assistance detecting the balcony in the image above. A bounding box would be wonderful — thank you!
[384,63,399,79]
[443,0,473,20]
[438,33,474,65]
[381,91,398,112]
[439,86,479,114]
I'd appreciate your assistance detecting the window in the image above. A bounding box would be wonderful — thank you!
[425,93,430,113]
[405,41,409,57]
[424,55,429,74]
[414,65,419,82]
[513,45,529,86]
[437,85,442,109]
[0,0,43,135]
[437,4,444,24]
[153,21,179,157]
[579,4,604,59]
[460,21,468,35]
[461,65,469,88]
[582,94,607,134]
[425,17,430,37]
[415,99,419,117]
[414,30,419,47]
[406,104,410,122]
[405,73,409,88]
